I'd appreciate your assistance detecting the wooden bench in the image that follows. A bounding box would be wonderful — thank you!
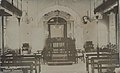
[90,55,118,73]
[86,53,118,73]
[1,62,34,73]
[0,54,41,73]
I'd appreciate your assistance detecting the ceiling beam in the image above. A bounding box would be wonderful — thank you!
[0,9,12,16]
[1,0,22,16]
[94,0,117,14]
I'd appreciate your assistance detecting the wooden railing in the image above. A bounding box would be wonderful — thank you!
[42,37,77,65]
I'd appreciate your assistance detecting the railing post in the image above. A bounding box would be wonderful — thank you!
[2,14,4,55]
[118,0,120,66]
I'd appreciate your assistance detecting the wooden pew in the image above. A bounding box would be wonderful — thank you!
[90,55,118,73]
[1,62,34,73]
[0,54,41,73]
[85,53,118,73]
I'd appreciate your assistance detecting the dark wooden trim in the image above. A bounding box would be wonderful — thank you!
[1,0,22,16]
[94,66,119,69]
[0,9,12,16]
[104,6,118,14]
[94,0,117,13]
[2,16,4,55]
[1,54,41,57]
[86,53,118,56]
[2,62,34,66]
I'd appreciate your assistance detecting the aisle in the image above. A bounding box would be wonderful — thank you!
[41,60,86,73]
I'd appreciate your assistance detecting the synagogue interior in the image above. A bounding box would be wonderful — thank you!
[0,0,120,73]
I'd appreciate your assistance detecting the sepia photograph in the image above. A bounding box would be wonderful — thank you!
[0,0,119,73]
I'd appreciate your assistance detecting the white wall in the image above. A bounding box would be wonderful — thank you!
[83,17,109,48]
[109,12,116,44]
[6,16,19,49]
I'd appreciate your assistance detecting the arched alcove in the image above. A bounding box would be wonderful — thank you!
[30,5,84,52]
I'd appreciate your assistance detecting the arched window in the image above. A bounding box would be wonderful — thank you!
[47,17,67,38]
